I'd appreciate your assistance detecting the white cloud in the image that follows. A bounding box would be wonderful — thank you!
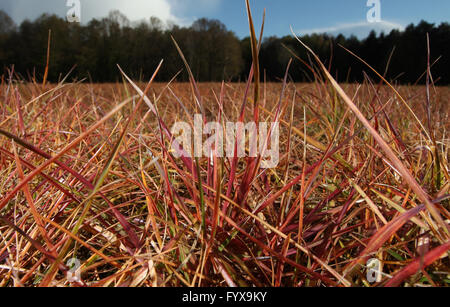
[1,0,204,25]
[297,20,405,38]
[168,0,220,12]
[167,0,221,25]
[82,0,179,24]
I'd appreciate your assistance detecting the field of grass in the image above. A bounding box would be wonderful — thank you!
[0,70,449,286]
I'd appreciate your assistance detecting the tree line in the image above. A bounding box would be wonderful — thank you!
[0,10,449,84]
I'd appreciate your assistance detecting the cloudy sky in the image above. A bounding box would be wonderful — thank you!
[0,0,449,38]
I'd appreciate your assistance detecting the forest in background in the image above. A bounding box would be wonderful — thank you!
[0,10,449,84]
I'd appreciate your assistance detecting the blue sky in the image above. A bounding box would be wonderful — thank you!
[1,0,449,39]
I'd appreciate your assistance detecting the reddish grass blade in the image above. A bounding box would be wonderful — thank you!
[385,241,450,287]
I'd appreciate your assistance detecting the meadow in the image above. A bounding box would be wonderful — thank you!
[0,73,448,286]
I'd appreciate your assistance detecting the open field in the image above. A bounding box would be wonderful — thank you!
[0,76,449,287]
